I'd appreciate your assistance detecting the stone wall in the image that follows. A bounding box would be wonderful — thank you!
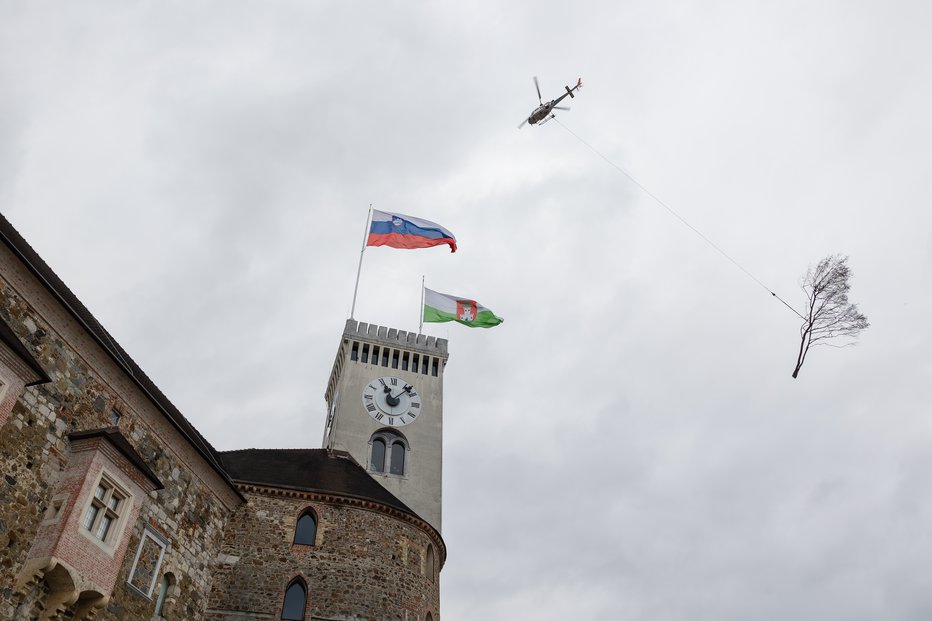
[0,244,241,620]
[207,489,440,621]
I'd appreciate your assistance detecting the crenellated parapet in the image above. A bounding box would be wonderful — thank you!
[343,319,448,355]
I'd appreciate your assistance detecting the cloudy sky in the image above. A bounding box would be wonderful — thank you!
[3,1,932,618]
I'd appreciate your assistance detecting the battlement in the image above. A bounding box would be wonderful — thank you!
[343,319,448,356]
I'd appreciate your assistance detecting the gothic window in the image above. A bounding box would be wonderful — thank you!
[293,510,317,546]
[426,614,433,621]
[281,578,307,620]
[426,544,435,581]
[82,476,126,543]
[369,430,408,476]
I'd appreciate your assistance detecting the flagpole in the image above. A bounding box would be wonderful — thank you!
[419,275,425,335]
[350,204,373,320]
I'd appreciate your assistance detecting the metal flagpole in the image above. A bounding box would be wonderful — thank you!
[350,204,373,320]
[418,275,425,334]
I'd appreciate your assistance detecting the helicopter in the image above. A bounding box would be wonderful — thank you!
[518,76,583,128]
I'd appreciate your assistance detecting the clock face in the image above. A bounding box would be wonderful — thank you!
[362,377,422,427]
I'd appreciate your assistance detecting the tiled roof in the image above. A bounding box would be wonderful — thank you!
[69,427,164,489]
[219,448,416,516]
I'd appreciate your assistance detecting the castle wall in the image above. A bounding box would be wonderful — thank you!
[0,241,241,620]
[207,488,440,621]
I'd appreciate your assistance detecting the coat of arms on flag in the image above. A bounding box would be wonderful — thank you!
[455,300,478,322]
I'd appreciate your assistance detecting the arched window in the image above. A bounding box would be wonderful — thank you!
[281,579,307,621]
[154,572,175,617]
[369,430,408,476]
[426,613,433,621]
[293,510,317,546]
[426,545,435,581]
[390,442,405,475]
[371,438,386,473]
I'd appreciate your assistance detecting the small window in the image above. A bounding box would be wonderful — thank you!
[426,614,433,621]
[426,545,435,581]
[361,344,369,363]
[372,346,380,365]
[431,359,439,377]
[294,511,317,546]
[351,342,359,361]
[402,352,409,371]
[382,348,389,367]
[109,409,122,426]
[370,438,386,473]
[412,354,419,374]
[82,479,125,543]
[281,579,307,620]
[154,572,175,617]
[392,350,399,369]
[421,356,429,375]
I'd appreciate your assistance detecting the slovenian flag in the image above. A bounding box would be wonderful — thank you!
[367,210,457,253]
[423,288,503,328]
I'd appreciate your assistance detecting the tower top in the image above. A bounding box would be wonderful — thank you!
[343,319,449,356]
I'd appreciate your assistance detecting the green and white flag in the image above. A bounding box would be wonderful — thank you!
[423,287,503,328]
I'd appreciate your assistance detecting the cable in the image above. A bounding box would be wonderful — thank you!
[553,118,805,321]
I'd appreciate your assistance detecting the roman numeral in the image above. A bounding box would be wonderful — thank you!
[366,404,376,412]
[411,403,420,409]
[408,411,417,419]
[408,390,418,398]
[368,384,377,390]
[378,378,387,386]
[388,417,395,425]
[374,413,384,421]
[364,394,373,401]
[390,377,398,386]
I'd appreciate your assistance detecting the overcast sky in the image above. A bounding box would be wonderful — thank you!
[3,2,932,619]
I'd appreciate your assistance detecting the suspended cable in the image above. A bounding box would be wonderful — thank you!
[554,118,804,321]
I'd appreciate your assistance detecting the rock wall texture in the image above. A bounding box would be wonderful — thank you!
[206,489,440,621]
[0,250,241,620]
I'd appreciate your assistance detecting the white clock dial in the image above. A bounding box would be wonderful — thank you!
[361,376,422,427]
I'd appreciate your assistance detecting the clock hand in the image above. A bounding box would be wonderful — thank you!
[389,385,413,399]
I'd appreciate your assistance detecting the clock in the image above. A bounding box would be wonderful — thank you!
[361,376,422,427]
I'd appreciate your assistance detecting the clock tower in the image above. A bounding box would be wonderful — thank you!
[323,319,448,532]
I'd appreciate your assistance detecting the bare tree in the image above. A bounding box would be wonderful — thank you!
[793,254,869,378]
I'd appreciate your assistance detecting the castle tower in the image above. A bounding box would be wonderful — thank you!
[323,319,448,532]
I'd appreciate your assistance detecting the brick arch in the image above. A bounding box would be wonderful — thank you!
[279,574,310,621]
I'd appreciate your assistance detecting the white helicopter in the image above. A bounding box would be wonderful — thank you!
[518,76,583,128]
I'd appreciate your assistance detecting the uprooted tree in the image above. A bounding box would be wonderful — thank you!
[792,254,869,378]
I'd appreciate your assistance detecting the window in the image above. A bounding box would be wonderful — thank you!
[154,572,175,617]
[392,350,399,369]
[82,478,126,543]
[350,342,359,361]
[281,579,307,620]
[370,438,387,473]
[293,510,317,546]
[402,352,409,371]
[431,358,439,377]
[426,614,433,621]
[426,544,435,581]
[369,430,408,476]
[361,344,369,363]
[127,526,168,597]
[381,347,389,367]
[109,409,122,426]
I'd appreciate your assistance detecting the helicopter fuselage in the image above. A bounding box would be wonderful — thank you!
[528,103,554,125]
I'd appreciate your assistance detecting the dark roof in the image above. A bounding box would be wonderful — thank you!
[69,427,164,490]
[220,448,416,516]
[0,315,51,386]
[0,213,241,500]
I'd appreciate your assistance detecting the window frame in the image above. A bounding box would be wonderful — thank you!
[79,472,130,550]
[281,577,308,621]
[126,525,169,598]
